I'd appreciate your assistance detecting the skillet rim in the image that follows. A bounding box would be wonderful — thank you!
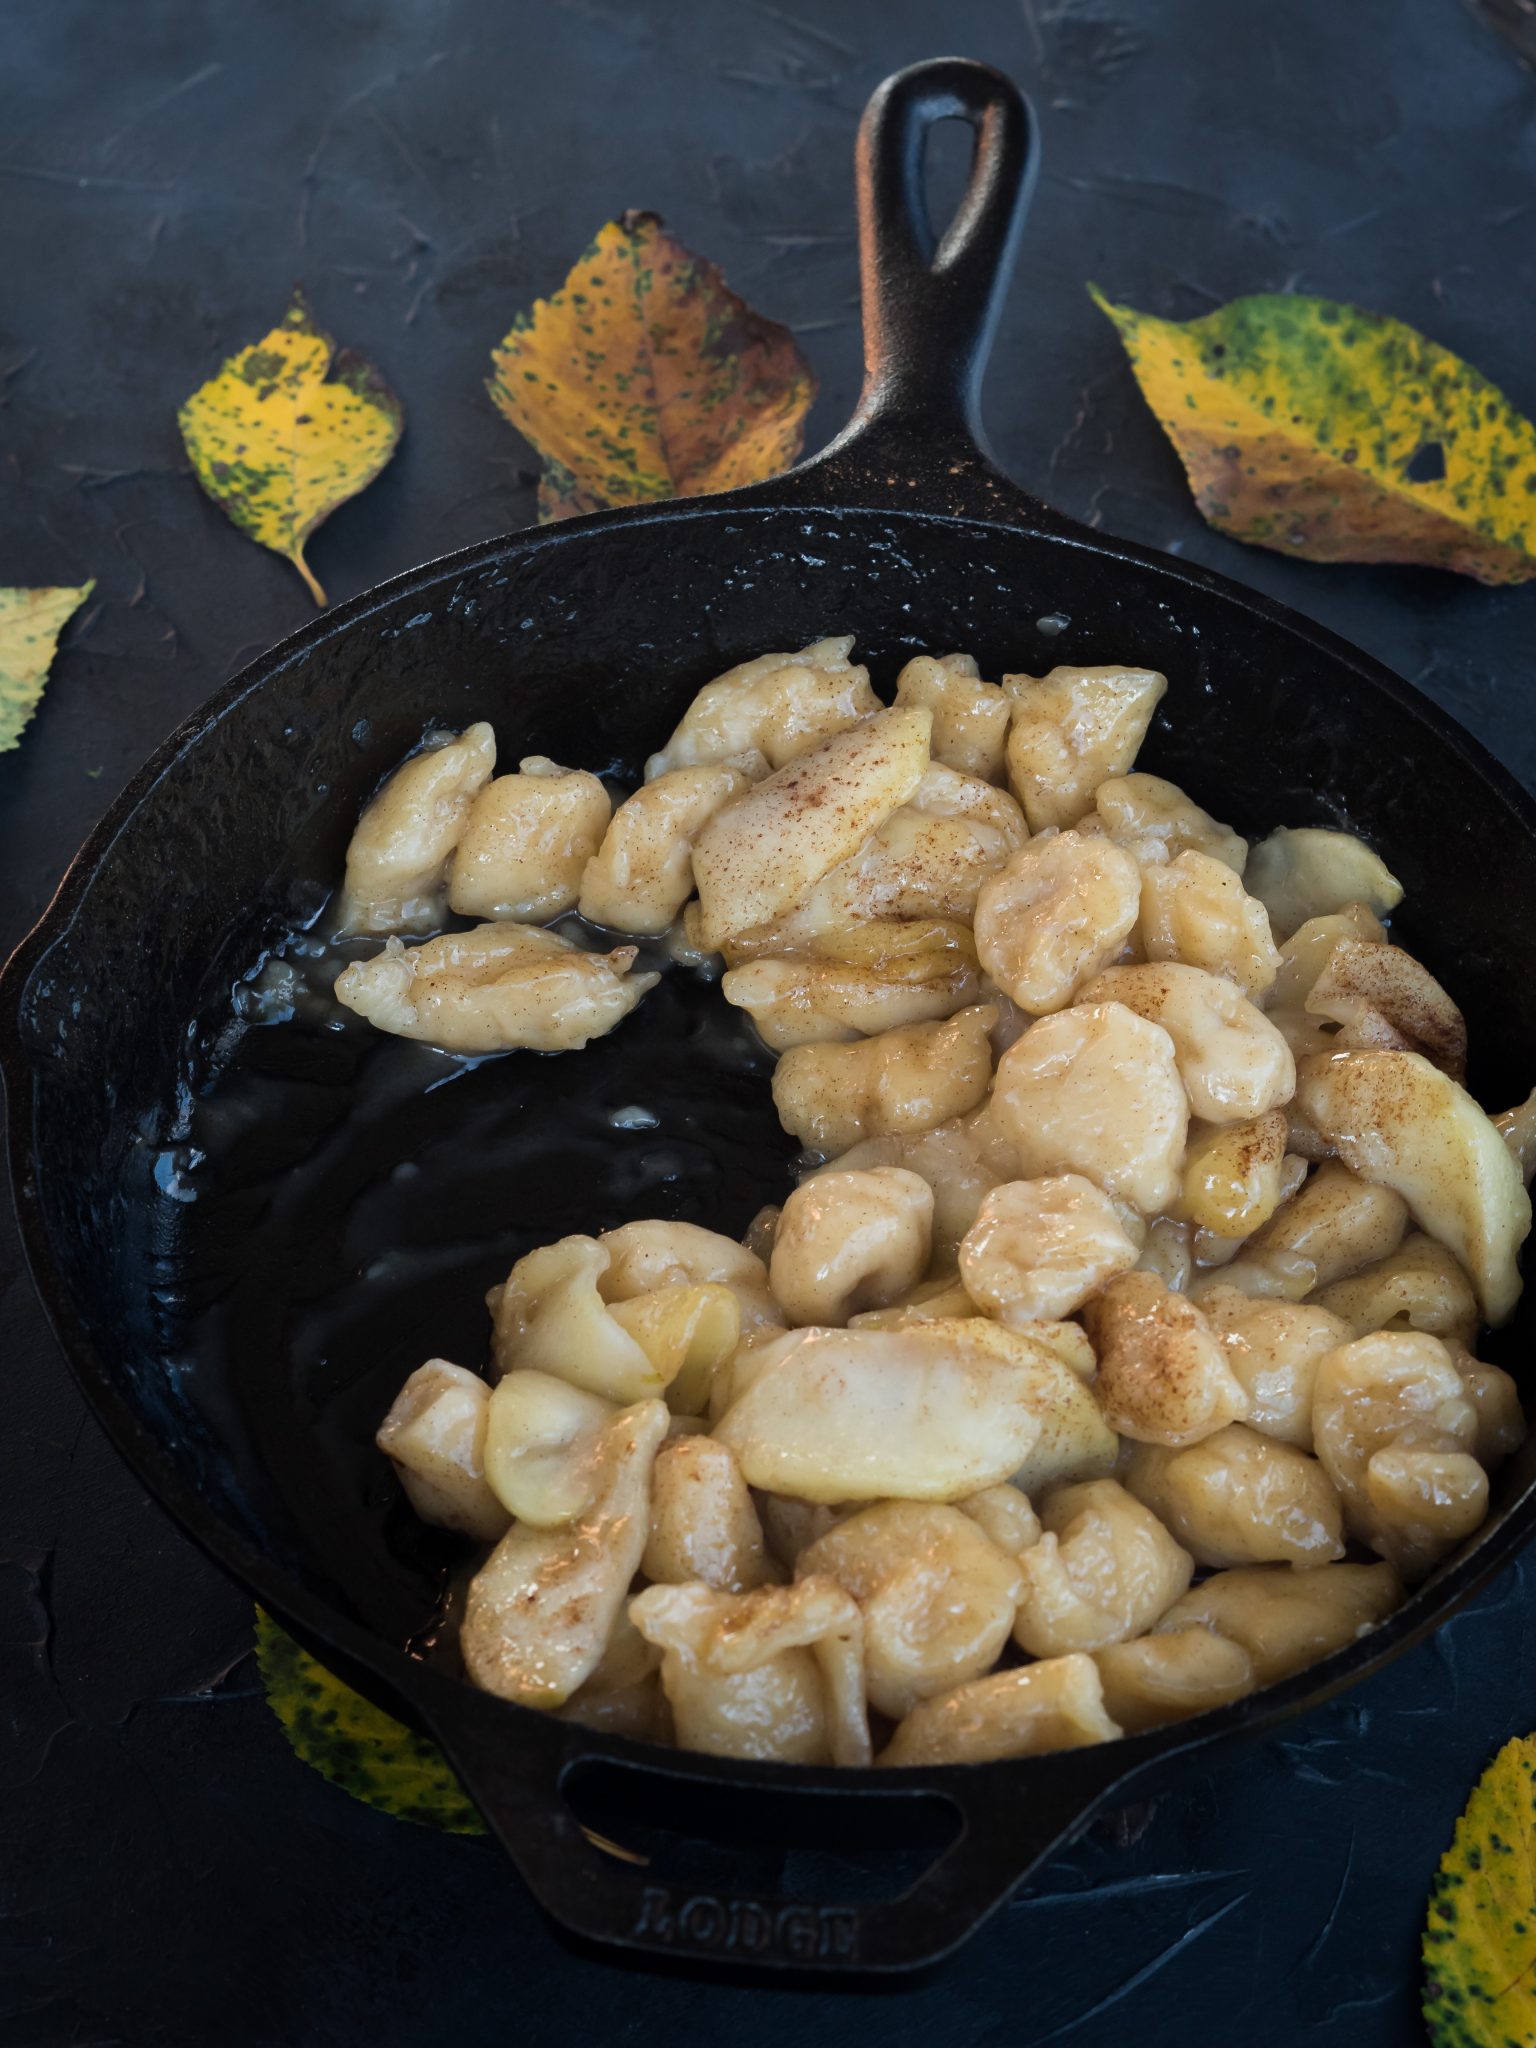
[9,47,1535,1970]
[5,476,1536,1810]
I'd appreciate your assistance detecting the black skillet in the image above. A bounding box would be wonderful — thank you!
[5,56,1536,1977]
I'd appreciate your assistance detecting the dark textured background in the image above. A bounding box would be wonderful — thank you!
[3,1,1535,2042]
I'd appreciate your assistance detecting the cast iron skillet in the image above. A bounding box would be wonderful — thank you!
[5,56,1536,1977]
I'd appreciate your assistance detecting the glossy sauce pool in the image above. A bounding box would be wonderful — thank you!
[149,917,795,1649]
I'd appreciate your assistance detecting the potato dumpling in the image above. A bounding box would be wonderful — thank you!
[596,1217,783,1353]
[692,707,931,948]
[1245,826,1404,943]
[758,1495,856,1572]
[577,759,756,934]
[769,1167,934,1327]
[1140,850,1282,997]
[1138,1216,1194,1293]
[771,1003,997,1155]
[799,1500,1025,1718]
[446,757,611,921]
[1177,1111,1290,1241]
[1305,938,1466,1082]
[973,831,1141,1013]
[894,652,1011,782]
[490,1235,735,1407]
[958,1173,1141,1324]
[645,636,878,779]
[833,1104,1022,1257]
[1078,962,1293,1125]
[630,1576,870,1766]
[1311,1328,1485,1578]
[1494,1085,1536,1184]
[1157,1561,1404,1686]
[956,1482,1043,1557]
[721,950,982,1051]
[1088,773,1247,874]
[1195,1288,1349,1448]
[1364,1445,1489,1578]
[462,1399,667,1708]
[376,1359,510,1542]
[1216,1159,1410,1303]
[1123,1426,1344,1570]
[337,721,497,934]
[482,1367,614,1527]
[879,1653,1122,1766]
[1013,1477,1192,1657]
[1002,664,1167,832]
[559,1608,669,1742]
[991,1002,1189,1216]
[714,1320,1110,1505]
[641,1435,775,1592]
[1085,1271,1250,1446]
[1297,1049,1531,1326]
[1311,1231,1479,1349]
[1092,1626,1256,1733]
[1449,1346,1527,1467]
[334,923,657,1055]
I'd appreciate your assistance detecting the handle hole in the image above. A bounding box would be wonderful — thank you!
[916,113,980,267]
[563,1758,962,1904]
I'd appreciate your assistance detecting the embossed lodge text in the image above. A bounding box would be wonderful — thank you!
[633,1886,859,1962]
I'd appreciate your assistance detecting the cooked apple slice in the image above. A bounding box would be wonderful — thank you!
[1296,1049,1531,1325]
[691,707,930,947]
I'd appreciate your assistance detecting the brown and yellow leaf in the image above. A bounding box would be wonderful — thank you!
[0,580,94,752]
[178,292,403,606]
[488,210,815,522]
[1091,287,1536,585]
[1424,1732,1536,2044]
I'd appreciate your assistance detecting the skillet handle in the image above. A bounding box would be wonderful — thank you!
[855,56,1034,447]
[416,1672,1141,1974]
[784,56,1068,527]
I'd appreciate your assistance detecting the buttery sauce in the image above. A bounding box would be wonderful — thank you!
[154,914,794,1645]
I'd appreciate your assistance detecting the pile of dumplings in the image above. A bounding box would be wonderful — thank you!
[359,637,1535,1768]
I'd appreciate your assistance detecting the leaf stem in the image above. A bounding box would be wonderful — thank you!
[291,546,328,608]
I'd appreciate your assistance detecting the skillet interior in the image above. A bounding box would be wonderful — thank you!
[11,51,1536,1970]
[18,495,1536,1655]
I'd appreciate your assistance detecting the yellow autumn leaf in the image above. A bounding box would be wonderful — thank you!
[488,209,816,523]
[254,1609,645,1865]
[1091,287,1536,585]
[1424,1732,1536,2044]
[0,581,94,752]
[254,1608,484,1834]
[178,292,403,606]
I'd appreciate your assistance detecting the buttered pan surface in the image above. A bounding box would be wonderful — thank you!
[6,61,1536,1973]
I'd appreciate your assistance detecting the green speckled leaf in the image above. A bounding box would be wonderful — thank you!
[255,1607,483,1835]
[1092,287,1536,584]
[487,209,815,524]
[0,581,93,750]
[178,292,403,606]
[1424,1732,1536,2044]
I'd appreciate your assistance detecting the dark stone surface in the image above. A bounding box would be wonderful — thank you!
[1,0,1534,2040]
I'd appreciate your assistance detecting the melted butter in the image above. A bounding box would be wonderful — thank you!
[149,906,795,1648]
